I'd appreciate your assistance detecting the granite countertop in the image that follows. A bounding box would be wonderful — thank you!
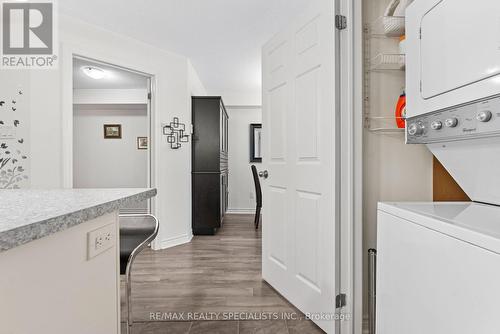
[0,188,157,252]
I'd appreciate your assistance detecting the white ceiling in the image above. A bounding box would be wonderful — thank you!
[60,0,313,98]
[73,58,149,89]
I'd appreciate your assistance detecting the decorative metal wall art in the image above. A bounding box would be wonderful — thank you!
[163,117,189,149]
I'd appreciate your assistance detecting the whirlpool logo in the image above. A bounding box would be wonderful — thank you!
[1,0,58,69]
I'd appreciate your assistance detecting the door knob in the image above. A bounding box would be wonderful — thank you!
[258,170,269,179]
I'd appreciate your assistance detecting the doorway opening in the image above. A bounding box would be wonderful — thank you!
[72,56,153,214]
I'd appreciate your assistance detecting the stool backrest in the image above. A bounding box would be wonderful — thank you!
[251,165,262,207]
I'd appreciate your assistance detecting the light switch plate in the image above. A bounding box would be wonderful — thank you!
[87,223,115,260]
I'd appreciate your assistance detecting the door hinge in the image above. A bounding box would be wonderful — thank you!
[336,293,347,308]
[419,28,422,39]
[335,15,347,30]
[147,92,152,100]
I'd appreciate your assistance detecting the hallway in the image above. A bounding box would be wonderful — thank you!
[121,214,324,333]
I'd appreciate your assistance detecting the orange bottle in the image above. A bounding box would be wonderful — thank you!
[395,92,406,128]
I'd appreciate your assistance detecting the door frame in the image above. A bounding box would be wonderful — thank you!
[61,45,158,221]
[338,0,363,333]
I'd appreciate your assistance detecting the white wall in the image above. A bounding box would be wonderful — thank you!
[73,105,148,189]
[187,60,207,97]
[227,106,262,213]
[73,89,148,104]
[1,14,207,250]
[362,0,434,325]
[213,90,262,107]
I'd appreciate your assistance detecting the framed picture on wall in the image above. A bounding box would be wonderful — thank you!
[103,124,122,139]
[137,137,148,150]
[250,123,262,163]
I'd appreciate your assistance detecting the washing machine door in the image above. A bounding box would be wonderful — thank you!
[406,0,500,118]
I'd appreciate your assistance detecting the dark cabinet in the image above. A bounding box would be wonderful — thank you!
[192,97,229,235]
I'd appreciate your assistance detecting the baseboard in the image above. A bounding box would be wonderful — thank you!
[154,233,193,250]
[226,208,255,214]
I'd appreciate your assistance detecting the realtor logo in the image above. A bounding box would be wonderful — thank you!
[1,0,58,69]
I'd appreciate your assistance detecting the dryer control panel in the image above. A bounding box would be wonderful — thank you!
[407,94,500,144]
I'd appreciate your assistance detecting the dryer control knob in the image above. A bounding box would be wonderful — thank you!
[477,110,492,122]
[431,121,443,130]
[445,118,458,128]
[408,122,424,136]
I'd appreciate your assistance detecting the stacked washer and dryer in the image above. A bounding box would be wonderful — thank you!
[376,1,500,333]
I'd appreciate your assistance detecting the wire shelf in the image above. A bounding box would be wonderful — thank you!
[365,116,406,134]
[368,127,405,134]
[369,16,405,37]
[364,15,407,136]
[370,53,405,71]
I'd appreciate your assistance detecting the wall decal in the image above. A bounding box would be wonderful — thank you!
[0,87,29,189]
[162,117,189,149]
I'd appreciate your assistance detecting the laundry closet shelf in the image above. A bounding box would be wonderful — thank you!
[370,53,405,71]
[367,127,405,134]
[365,116,406,134]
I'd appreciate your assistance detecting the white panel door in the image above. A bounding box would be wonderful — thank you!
[261,0,337,332]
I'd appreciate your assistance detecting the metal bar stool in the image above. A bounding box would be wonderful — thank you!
[119,214,159,334]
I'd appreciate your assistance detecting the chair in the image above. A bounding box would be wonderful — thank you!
[119,214,159,334]
[251,165,262,229]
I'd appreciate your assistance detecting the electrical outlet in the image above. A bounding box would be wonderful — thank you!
[87,223,115,260]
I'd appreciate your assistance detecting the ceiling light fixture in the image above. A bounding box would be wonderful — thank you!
[81,66,106,80]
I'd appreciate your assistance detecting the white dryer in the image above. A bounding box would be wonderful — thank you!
[377,0,500,333]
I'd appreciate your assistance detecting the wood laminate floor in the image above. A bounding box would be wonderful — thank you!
[120,214,324,334]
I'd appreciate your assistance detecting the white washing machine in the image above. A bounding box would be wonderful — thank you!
[376,0,500,333]
[377,202,500,334]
